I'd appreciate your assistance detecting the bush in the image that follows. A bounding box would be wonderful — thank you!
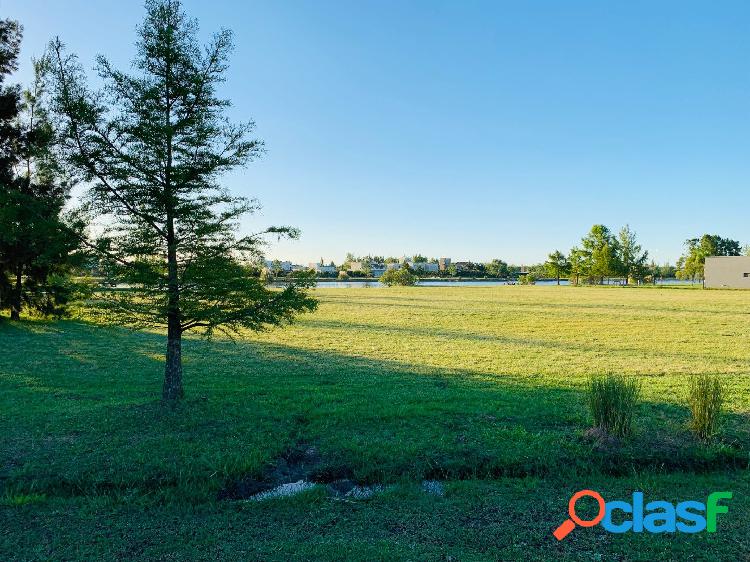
[688,375,724,441]
[337,270,349,280]
[379,265,418,287]
[587,374,640,437]
[518,272,537,285]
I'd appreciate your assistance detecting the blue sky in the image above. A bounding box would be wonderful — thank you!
[5,0,749,265]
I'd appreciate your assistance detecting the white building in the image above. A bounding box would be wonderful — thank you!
[264,260,293,272]
[309,262,337,275]
[407,261,439,273]
[704,256,750,289]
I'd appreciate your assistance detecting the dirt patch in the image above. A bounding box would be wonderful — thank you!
[218,443,355,500]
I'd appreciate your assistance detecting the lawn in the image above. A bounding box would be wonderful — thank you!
[1,285,749,560]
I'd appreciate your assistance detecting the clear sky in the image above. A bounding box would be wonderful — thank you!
[4,0,749,265]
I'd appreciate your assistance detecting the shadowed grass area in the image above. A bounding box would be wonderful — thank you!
[1,285,749,559]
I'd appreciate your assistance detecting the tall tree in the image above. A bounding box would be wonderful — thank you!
[545,250,569,285]
[0,23,82,320]
[617,225,648,285]
[0,19,23,318]
[49,0,316,401]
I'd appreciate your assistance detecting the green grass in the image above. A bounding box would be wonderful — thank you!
[1,285,749,560]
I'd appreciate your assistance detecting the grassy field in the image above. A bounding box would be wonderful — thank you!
[2,285,749,560]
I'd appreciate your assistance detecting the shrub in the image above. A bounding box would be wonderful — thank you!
[587,374,640,437]
[688,375,724,441]
[519,272,537,285]
[379,265,418,287]
[337,270,350,280]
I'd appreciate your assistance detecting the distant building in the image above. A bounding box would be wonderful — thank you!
[309,262,337,275]
[704,256,750,289]
[407,261,439,273]
[347,261,364,272]
[265,260,293,273]
[452,261,472,272]
[438,257,451,271]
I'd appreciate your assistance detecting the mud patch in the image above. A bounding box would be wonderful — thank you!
[219,443,358,501]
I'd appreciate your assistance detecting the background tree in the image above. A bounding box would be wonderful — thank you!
[49,0,316,401]
[544,250,569,285]
[617,225,648,285]
[567,247,584,285]
[380,263,417,286]
[0,23,83,320]
[580,224,619,284]
[486,258,509,279]
[676,234,741,281]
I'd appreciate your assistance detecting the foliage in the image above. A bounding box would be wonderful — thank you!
[379,263,418,286]
[617,225,649,284]
[587,374,641,437]
[579,224,620,284]
[337,270,349,280]
[48,0,316,399]
[544,251,569,284]
[688,374,724,441]
[0,22,85,320]
[677,234,742,281]
[486,258,510,278]
[518,272,536,285]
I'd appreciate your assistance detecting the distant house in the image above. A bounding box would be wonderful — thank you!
[309,262,337,275]
[265,260,293,273]
[452,261,472,272]
[438,257,451,271]
[704,256,750,289]
[407,261,439,273]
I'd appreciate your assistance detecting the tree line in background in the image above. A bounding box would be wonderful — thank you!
[325,225,746,286]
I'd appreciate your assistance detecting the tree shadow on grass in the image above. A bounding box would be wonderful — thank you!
[0,319,747,500]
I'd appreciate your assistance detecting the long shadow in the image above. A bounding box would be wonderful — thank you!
[1,319,748,500]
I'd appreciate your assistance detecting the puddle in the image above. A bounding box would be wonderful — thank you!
[248,480,318,501]
[219,442,448,502]
[422,480,445,496]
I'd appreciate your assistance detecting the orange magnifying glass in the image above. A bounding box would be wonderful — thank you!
[553,489,606,540]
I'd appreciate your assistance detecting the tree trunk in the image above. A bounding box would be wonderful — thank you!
[556,274,560,285]
[163,309,183,401]
[10,265,22,321]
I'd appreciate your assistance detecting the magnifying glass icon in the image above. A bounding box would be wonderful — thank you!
[553,489,606,540]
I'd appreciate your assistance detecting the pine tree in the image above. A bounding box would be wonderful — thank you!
[0,22,83,320]
[49,0,316,401]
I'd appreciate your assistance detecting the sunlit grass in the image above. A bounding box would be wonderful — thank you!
[1,285,749,559]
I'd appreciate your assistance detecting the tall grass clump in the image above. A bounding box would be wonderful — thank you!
[587,374,641,437]
[688,375,724,441]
